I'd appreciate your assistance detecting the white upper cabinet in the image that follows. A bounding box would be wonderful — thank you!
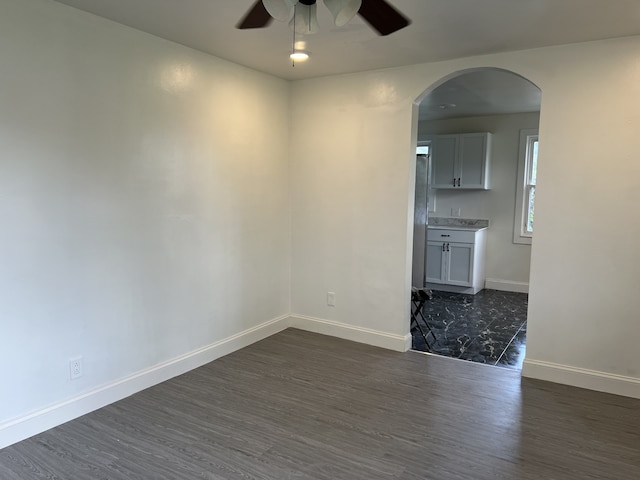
[431,135,458,188]
[430,133,492,190]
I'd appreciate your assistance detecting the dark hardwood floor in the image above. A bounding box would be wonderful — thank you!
[2,328,639,479]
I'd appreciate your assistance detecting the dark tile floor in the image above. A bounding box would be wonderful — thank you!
[411,289,528,369]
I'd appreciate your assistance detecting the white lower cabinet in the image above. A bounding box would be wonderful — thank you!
[426,227,487,294]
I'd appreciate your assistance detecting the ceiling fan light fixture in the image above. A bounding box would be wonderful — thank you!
[290,51,310,61]
[238,0,411,36]
[262,0,298,22]
[323,0,362,27]
[290,2,320,34]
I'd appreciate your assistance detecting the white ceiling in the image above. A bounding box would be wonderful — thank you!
[418,70,541,121]
[51,0,639,119]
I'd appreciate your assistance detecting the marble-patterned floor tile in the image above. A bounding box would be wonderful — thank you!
[497,325,527,369]
[411,289,528,370]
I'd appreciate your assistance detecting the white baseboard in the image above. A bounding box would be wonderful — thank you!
[522,359,640,399]
[288,314,411,352]
[426,283,482,295]
[484,278,529,293]
[0,315,289,450]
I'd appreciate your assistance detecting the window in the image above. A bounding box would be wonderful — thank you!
[514,129,539,244]
[416,145,430,156]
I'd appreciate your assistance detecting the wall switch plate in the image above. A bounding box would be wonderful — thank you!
[327,292,336,307]
[451,207,461,217]
[69,356,83,380]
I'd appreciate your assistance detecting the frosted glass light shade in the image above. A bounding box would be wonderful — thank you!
[290,3,320,34]
[263,0,298,22]
[290,51,310,61]
[323,0,361,26]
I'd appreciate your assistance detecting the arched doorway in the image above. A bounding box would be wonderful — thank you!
[411,68,541,370]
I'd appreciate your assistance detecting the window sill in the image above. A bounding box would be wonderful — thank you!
[513,233,532,245]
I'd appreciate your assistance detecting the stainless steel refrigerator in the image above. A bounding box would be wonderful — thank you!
[412,153,430,288]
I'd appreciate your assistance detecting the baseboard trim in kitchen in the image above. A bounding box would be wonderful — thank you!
[522,359,640,399]
[288,314,411,352]
[484,278,529,293]
[0,315,290,450]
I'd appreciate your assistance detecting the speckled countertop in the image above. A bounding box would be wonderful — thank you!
[428,217,489,231]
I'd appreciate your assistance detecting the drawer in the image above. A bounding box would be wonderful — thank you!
[427,228,476,244]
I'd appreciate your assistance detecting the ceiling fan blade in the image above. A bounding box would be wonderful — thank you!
[358,0,410,36]
[237,0,274,29]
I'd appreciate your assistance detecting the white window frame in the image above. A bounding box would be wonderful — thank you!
[513,129,538,245]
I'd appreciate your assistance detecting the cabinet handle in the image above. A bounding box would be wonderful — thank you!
[457,178,461,187]
[446,243,450,252]
[440,234,450,237]
[442,243,445,252]
[452,178,456,187]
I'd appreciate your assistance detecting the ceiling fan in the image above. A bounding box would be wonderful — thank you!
[237,0,411,36]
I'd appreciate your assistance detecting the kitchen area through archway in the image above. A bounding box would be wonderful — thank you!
[411,68,540,370]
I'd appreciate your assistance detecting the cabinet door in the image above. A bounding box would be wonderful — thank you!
[446,242,475,286]
[430,135,458,189]
[458,133,490,189]
[425,241,446,284]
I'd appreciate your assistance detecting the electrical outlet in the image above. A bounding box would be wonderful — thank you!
[451,207,461,217]
[69,356,83,380]
[327,292,336,307]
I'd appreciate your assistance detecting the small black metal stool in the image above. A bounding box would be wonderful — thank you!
[411,288,436,351]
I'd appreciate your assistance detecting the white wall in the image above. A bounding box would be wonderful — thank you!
[289,72,416,338]
[419,112,540,287]
[290,39,640,398]
[0,0,290,439]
